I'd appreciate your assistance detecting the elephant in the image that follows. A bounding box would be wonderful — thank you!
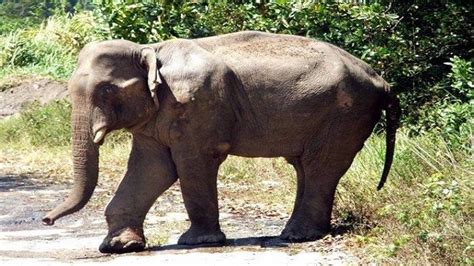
[42,31,400,254]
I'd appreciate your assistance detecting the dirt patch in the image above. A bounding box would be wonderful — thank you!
[0,78,68,117]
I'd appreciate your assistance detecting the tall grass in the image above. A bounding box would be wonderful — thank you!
[335,133,473,263]
[0,12,106,81]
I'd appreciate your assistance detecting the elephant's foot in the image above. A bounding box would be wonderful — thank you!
[99,227,145,254]
[178,226,226,245]
[280,220,330,242]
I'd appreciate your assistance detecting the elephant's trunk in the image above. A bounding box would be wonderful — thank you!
[42,109,99,225]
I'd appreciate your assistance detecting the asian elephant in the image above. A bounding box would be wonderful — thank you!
[42,31,400,254]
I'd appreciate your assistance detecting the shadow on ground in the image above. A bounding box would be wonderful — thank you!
[149,225,356,252]
[149,235,287,252]
[0,174,50,192]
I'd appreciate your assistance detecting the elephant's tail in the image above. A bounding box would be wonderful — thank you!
[377,84,401,190]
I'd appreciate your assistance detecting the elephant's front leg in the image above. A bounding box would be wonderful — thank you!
[99,135,177,253]
[172,148,226,245]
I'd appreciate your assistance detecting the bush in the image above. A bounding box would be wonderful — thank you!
[408,56,474,152]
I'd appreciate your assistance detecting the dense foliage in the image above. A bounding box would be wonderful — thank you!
[0,1,472,263]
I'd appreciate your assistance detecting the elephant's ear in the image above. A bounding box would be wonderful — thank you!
[141,46,162,108]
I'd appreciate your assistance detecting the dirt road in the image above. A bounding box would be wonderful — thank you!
[0,162,357,265]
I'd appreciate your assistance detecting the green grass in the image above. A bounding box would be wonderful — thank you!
[0,100,130,148]
[0,100,72,147]
[0,12,106,82]
[0,100,471,263]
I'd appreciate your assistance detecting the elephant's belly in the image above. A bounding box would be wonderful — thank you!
[229,116,322,158]
[229,138,303,158]
[228,98,334,158]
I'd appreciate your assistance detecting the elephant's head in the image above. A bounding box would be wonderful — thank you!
[42,40,161,225]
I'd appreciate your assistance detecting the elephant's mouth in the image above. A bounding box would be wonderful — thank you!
[93,127,108,145]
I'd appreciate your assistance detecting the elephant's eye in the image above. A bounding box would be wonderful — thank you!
[99,85,117,98]
[103,86,114,94]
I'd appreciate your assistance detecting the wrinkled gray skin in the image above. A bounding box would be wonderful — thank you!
[42,31,400,254]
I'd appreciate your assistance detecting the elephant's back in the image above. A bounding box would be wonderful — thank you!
[197,31,345,96]
[196,31,334,74]
[196,31,324,59]
[196,31,384,90]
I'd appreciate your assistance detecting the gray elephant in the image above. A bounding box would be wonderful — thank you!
[42,31,400,254]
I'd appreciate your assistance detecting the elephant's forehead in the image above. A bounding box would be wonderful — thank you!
[76,57,135,82]
[75,56,93,76]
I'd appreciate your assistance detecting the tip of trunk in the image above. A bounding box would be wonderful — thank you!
[42,216,55,226]
[42,185,96,225]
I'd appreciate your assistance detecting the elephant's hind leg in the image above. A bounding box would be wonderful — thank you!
[100,135,177,253]
[280,148,356,241]
[281,117,374,241]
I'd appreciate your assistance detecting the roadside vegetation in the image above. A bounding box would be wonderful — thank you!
[0,1,472,264]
